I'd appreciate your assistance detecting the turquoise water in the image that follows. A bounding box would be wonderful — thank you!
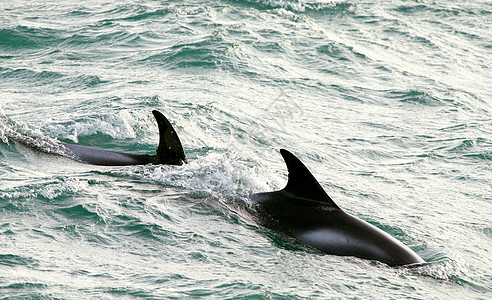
[1,0,491,298]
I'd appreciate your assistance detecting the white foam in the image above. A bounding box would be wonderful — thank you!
[404,259,460,281]
[108,150,282,198]
[250,0,344,13]
[43,111,147,142]
[39,180,81,200]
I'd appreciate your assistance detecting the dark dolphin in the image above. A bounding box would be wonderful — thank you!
[249,149,425,267]
[61,110,187,166]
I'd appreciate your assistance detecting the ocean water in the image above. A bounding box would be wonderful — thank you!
[1,0,491,298]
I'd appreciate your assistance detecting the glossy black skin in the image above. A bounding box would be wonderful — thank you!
[62,110,186,166]
[61,143,156,166]
[250,149,425,267]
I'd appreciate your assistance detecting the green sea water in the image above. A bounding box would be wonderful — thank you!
[1,0,491,298]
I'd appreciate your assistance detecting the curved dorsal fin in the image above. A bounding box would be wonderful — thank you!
[280,149,340,209]
[152,110,187,165]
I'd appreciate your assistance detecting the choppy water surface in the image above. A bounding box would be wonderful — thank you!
[1,0,491,298]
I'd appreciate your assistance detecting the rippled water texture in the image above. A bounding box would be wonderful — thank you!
[1,0,491,299]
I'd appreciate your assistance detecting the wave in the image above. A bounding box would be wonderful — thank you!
[0,178,80,202]
[43,110,147,143]
[0,66,107,92]
[0,108,157,159]
[393,2,491,17]
[0,26,65,51]
[0,112,71,158]
[140,35,225,69]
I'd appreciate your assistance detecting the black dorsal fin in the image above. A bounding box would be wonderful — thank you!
[280,149,340,209]
[152,110,187,165]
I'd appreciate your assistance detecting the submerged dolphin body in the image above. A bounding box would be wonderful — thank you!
[61,110,187,166]
[250,149,425,267]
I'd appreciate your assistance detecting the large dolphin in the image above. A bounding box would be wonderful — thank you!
[249,149,425,267]
[60,110,187,166]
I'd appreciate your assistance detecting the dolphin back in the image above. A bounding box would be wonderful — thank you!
[61,110,187,166]
[250,149,425,267]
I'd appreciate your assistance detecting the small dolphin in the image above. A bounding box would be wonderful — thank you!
[61,110,187,166]
[250,149,425,267]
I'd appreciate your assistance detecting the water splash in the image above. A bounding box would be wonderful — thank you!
[0,111,71,157]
